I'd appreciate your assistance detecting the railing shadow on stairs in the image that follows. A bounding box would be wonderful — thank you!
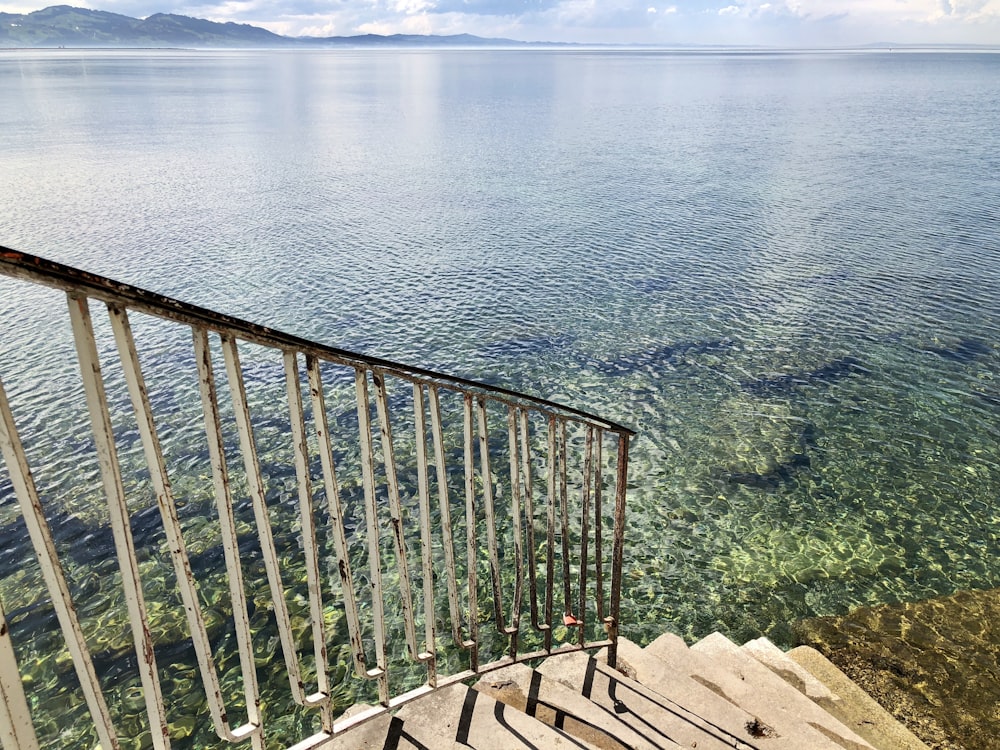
[0,247,633,750]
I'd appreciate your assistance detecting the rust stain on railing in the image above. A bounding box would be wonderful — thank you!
[0,246,633,749]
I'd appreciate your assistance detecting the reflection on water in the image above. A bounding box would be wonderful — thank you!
[1,48,1000,746]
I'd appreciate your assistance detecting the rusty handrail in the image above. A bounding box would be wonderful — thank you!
[0,247,634,437]
[0,246,632,750]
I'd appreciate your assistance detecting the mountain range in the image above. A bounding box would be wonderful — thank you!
[0,5,536,47]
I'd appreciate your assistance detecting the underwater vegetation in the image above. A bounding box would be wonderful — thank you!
[590,339,736,376]
[975,390,1000,409]
[920,337,992,363]
[727,452,811,491]
[725,421,819,492]
[741,356,869,397]
[479,334,576,358]
[627,275,677,293]
[0,501,266,638]
[0,506,169,572]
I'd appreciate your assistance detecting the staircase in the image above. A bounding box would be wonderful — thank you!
[322,633,930,750]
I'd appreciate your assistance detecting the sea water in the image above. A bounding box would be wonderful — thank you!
[1,47,999,746]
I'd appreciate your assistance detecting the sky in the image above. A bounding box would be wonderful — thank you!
[4,0,1000,44]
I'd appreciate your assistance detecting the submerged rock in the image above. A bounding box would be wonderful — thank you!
[922,337,992,363]
[479,334,575,358]
[724,420,819,492]
[591,338,736,376]
[794,587,1000,749]
[727,452,811,492]
[741,356,868,396]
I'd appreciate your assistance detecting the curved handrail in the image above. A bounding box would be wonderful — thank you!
[0,247,634,437]
[0,244,633,749]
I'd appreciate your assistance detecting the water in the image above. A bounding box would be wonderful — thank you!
[2,47,1000,745]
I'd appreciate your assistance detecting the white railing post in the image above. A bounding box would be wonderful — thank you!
[0,377,120,750]
[0,597,38,750]
[67,293,171,750]
[193,328,265,749]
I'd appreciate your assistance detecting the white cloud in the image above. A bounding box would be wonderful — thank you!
[390,0,436,15]
[772,0,999,26]
[358,14,434,32]
[718,5,740,15]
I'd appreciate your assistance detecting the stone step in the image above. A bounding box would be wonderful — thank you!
[537,648,752,750]
[787,646,931,750]
[683,631,875,749]
[739,636,838,701]
[475,661,676,750]
[606,636,828,749]
[323,682,589,749]
[320,631,931,749]
[691,633,870,747]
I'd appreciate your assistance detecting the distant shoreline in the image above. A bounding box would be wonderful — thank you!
[4,6,1000,51]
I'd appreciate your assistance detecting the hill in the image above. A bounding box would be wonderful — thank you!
[0,5,530,47]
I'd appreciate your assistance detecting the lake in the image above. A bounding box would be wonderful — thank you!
[2,46,1000,745]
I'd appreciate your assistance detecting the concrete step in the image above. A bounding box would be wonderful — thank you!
[682,631,875,749]
[324,682,589,749]
[322,631,931,749]
[537,648,752,749]
[739,636,838,702]
[787,645,931,750]
[640,634,873,750]
[475,661,674,750]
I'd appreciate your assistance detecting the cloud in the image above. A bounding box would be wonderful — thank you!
[718,4,739,14]
[389,0,434,14]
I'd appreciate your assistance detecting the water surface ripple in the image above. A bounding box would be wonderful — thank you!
[2,47,1000,745]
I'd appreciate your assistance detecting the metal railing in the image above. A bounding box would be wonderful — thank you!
[0,247,632,750]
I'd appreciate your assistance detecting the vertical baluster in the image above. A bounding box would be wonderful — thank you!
[544,415,556,652]
[594,429,605,626]
[283,352,333,730]
[427,387,470,651]
[220,334,304,702]
[67,294,171,749]
[110,305,262,742]
[0,595,38,750]
[354,369,390,704]
[0,379,111,749]
[521,411,545,636]
[412,384,437,685]
[559,419,574,626]
[607,434,630,667]
[371,369,418,661]
[306,357,373,682]
[577,426,594,646]
[506,405,524,657]
[462,394,479,670]
[477,398,506,638]
[193,329,263,748]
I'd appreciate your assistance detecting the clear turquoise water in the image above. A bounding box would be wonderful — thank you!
[2,48,1000,746]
